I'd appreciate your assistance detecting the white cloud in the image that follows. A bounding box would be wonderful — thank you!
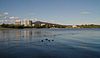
[9,16,19,19]
[4,12,8,15]
[9,16,15,19]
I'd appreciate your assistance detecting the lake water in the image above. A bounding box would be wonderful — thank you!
[0,28,100,58]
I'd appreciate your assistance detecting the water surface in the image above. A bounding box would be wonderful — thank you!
[0,28,100,58]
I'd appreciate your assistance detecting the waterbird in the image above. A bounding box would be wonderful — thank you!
[48,40,50,42]
[41,40,44,42]
[45,38,48,41]
[52,40,54,41]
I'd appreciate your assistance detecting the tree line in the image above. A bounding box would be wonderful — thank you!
[0,23,100,28]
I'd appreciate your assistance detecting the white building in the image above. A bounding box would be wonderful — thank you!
[15,19,21,25]
[72,25,77,28]
[22,20,32,26]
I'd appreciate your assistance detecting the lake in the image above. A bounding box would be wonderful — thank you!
[0,28,100,58]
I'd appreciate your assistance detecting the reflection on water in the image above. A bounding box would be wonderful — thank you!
[0,28,100,58]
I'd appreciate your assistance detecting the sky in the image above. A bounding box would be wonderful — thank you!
[0,0,100,25]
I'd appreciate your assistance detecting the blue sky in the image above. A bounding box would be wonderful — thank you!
[0,0,100,25]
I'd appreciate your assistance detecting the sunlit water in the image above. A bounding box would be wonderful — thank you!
[0,28,100,58]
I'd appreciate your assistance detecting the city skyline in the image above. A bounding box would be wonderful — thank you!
[0,0,100,25]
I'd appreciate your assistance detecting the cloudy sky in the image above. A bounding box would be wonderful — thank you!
[0,0,100,25]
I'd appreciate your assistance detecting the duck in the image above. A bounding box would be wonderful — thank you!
[45,38,48,41]
[41,40,44,42]
[48,40,50,42]
[52,40,54,41]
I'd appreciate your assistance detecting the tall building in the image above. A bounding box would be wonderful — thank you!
[15,19,21,25]
[23,20,32,26]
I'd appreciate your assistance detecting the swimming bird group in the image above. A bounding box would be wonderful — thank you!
[41,38,54,42]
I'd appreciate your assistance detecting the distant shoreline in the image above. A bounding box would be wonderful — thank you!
[0,23,100,29]
[0,27,100,30]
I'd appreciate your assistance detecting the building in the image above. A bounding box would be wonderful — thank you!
[72,25,77,28]
[23,20,32,26]
[15,19,21,25]
[15,19,32,26]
